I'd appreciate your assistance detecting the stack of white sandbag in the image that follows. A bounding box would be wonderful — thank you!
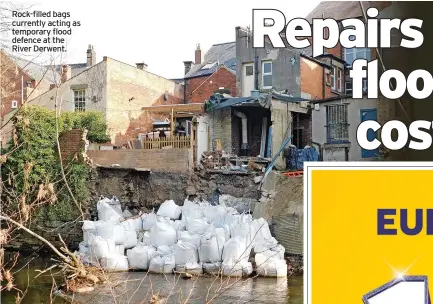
[148,245,176,274]
[78,196,143,272]
[77,197,286,277]
[254,237,287,277]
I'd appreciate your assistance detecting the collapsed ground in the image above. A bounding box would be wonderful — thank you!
[5,168,304,273]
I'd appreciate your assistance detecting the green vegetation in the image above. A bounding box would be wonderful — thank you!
[1,106,109,221]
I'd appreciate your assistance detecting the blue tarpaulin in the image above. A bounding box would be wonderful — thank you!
[286,146,319,170]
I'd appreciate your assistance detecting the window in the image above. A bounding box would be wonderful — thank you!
[344,48,371,66]
[74,89,86,112]
[326,104,349,143]
[11,100,18,109]
[337,69,342,92]
[245,65,253,76]
[262,61,272,89]
[330,66,343,92]
[345,81,353,95]
[345,80,367,95]
[330,67,335,90]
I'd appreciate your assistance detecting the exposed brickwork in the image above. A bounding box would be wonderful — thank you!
[231,113,241,155]
[87,148,190,172]
[186,67,236,103]
[58,129,87,162]
[325,42,342,59]
[300,57,336,100]
[0,51,32,118]
[293,112,312,148]
[208,108,232,152]
[106,58,185,145]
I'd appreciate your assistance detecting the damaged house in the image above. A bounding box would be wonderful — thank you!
[197,91,309,170]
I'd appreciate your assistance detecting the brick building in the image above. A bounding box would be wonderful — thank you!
[0,50,60,145]
[30,46,184,145]
[235,26,339,150]
[182,42,237,102]
[0,51,59,118]
[306,1,392,161]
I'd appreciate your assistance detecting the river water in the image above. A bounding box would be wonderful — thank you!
[1,256,303,303]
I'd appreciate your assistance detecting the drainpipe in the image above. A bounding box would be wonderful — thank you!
[234,110,248,156]
[183,79,187,104]
[254,51,259,90]
[322,67,325,98]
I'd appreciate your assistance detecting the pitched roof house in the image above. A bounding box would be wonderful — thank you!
[183,42,237,103]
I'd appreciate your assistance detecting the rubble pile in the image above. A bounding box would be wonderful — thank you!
[198,151,270,174]
[199,151,230,170]
[76,196,287,277]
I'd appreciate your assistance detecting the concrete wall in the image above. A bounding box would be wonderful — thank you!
[87,148,190,172]
[312,96,378,161]
[270,100,291,169]
[235,27,302,96]
[196,115,209,165]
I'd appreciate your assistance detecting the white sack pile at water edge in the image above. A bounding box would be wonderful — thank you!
[75,196,287,277]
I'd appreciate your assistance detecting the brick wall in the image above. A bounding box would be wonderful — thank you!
[0,51,32,118]
[58,129,87,162]
[293,112,312,148]
[87,148,190,172]
[186,67,236,103]
[106,58,184,145]
[300,57,324,100]
[231,113,241,155]
[208,108,232,152]
[300,57,336,100]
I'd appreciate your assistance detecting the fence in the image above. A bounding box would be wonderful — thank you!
[141,136,191,150]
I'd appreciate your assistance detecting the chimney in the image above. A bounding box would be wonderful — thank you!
[61,64,71,83]
[183,61,193,76]
[136,62,148,70]
[195,43,202,65]
[86,44,96,67]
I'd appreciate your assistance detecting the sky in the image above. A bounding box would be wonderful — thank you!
[10,0,321,79]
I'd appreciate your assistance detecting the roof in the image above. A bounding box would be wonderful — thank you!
[207,96,263,111]
[6,53,60,83]
[305,1,373,23]
[142,103,204,113]
[50,63,89,77]
[300,54,332,68]
[315,53,345,64]
[310,94,353,104]
[185,42,236,79]
[271,90,312,102]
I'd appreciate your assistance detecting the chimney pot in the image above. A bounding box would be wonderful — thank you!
[183,61,193,76]
[136,62,148,70]
[61,64,71,83]
[195,44,202,65]
[87,44,96,67]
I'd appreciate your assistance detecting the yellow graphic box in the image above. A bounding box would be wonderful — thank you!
[305,163,433,304]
